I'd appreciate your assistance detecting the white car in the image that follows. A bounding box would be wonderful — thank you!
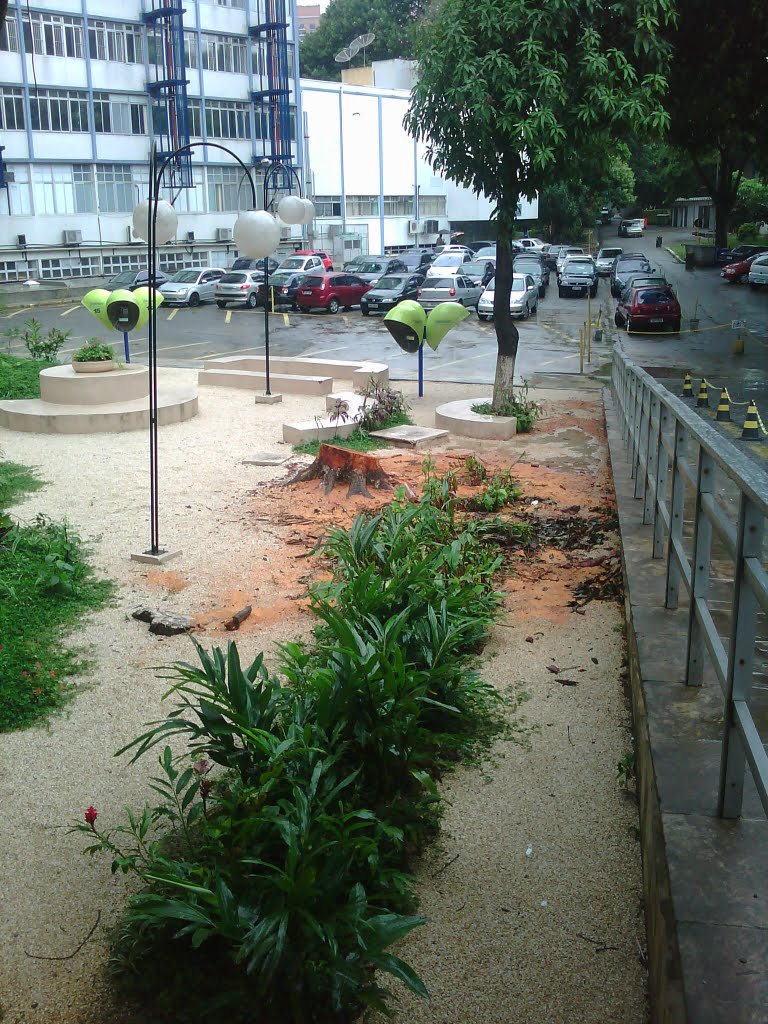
[626,219,644,238]
[426,251,473,276]
[595,247,623,275]
[516,237,548,253]
[159,267,225,306]
[748,253,768,288]
[477,273,538,321]
[556,246,585,277]
[277,253,326,274]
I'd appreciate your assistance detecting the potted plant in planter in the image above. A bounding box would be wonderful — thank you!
[71,339,117,373]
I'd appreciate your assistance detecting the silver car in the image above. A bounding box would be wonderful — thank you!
[426,251,473,276]
[477,274,538,321]
[215,270,264,309]
[513,254,548,296]
[159,267,225,307]
[556,246,585,277]
[418,274,483,310]
[595,247,623,275]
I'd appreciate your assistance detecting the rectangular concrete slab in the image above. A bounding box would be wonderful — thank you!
[282,418,361,444]
[369,425,449,448]
[242,451,290,466]
[198,369,332,395]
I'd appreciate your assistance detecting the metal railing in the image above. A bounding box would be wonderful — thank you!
[612,347,768,819]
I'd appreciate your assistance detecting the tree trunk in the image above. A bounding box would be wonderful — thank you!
[492,213,519,410]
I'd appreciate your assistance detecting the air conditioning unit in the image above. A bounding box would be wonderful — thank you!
[422,219,439,234]
[215,228,233,242]
[408,219,422,235]
[186,230,195,242]
[63,230,82,246]
[17,233,27,247]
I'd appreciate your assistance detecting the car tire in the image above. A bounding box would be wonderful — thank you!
[539,285,545,298]
[247,293,258,309]
[558,288,565,298]
[614,312,623,328]
[522,304,530,320]
[532,301,538,315]
[327,298,340,314]
[590,286,598,298]
[671,319,681,333]
[361,308,370,317]
[216,301,227,309]
[478,313,492,322]
[188,292,201,308]
[626,316,632,333]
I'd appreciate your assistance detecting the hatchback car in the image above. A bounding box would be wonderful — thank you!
[748,253,768,288]
[360,273,425,315]
[396,250,434,271]
[105,269,170,292]
[716,243,768,266]
[256,271,307,310]
[610,255,652,296]
[343,254,384,273]
[277,253,327,275]
[558,258,598,298]
[545,244,569,271]
[615,285,681,333]
[619,218,644,238]
[514,254,549,296]
[231,257,279,274]
[353,257,407,283]
[417,274,483,310]
[159,267,225,306]
[215,271,263,308]
[618,275,667,303]
[426,251,473,276]
[721,253,762,284]
[477,274,538,321]
[292,249,333,271]
[595,247,623,275]
[296,272,371,313]
[556,247,585,277]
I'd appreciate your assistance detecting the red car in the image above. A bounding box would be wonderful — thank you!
[614,285,681,333]
[721,253,761,284]
[293,249,334,271]
[296,272,371,313]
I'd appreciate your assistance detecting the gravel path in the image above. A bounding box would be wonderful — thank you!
[0,373,646,1023]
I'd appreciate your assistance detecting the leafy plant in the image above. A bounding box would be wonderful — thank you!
[359,380,411,433]
[72,339,115,362]
[329,397,350,439]
[0,354,57,400]
[5,318,71,361]
[464,470,521,513]
[617,750,636,790]
[463,455,488,485]
[472,383,542,433]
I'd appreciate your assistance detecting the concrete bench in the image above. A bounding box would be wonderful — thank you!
[198,369,333,395]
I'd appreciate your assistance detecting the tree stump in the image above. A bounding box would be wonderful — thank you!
[287,444,397,498]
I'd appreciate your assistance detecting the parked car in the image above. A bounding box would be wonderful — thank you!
[159,267,225,306]
[721,253,763,284]
[231,257,279,274]
[360,273,425,315]
[545,244,570,271]
[343,254,384,272]
[477,274,539,321]
[467,239,495,252]
[295,272,371,313]
[105,269,170,292]
[417,274,483,310]
[748,253,768,288]
[426,251,474,275]
[715,244,768,266]
[473,246,499,260]
[277,253,327,274]
[610,255,652,296]
[353,257,408,283]
[292,249,333,271]
[619,218,644,238]
[255,271,307,310]
[215,270,263,308]
[558,257,598,298]
[595,247,623,275]
[556,246,585,277]
[397,250,434,271]
[514,254,549,296]
[461,259,497,287]
[614,285,681,333]
[600,207,613,225]
[516,237,548,253]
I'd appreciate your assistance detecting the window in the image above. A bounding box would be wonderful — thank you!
[93,94,147,135]
[202,0,247,8]
[0,261,23,282]
[0,87,25,131]
[0,164,32,216]
[205,99,248,139]
[346,195,379,217]
[103,254,142,276]
[314,196,342,217]
[0,18,20,52]
[88,21,143,64]
[73,165,96,214]
[201,33,247,74]
[39,257,100,280]
[96,165,134,213]
[159,251,208,273]
[29,89,89,133]
[173,166,205,213]
[417,195,447,217]
[32,165,78,215]
[383,195,413,216]
[22,11,84,58]
[184,31,198,68]
[207,166,245,212]
[186,100,202,138]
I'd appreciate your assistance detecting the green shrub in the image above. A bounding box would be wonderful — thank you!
[72,339,115,362]
[736,222,759,241]
[471,382,542,433]
[0,354,57,400]
[5,318,71,361]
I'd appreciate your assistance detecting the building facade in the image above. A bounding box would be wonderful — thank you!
[296,4,320,39]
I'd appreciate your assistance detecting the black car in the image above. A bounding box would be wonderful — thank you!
[610,254,651,296]
[397,250,434,271]
[715,244,768,266]
[231,257,279,273]
[461,260,496,287]
[544,244,569,271]
[256,270,307,310]
[514,253,550,294]
[360,273,425,315]
[105,269,170,291]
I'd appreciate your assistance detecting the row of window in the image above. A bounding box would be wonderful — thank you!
[317,195,448,218]
[0,250,225,283]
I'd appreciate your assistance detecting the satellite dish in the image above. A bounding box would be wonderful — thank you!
[355,32,375,47]
[334,46,352,62]
[348,38,361,57]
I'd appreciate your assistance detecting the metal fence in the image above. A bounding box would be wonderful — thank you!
[612,347,768,819]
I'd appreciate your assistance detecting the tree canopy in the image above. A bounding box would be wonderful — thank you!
[407,0,674,407]
[298,0,425,81]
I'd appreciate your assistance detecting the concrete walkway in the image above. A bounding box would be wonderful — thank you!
[604,389,768,1024]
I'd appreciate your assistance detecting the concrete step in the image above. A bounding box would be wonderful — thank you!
[198,369,332,395]
[202,355,388,389]
[0,387,198,434]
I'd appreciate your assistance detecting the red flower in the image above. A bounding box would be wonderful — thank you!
[21,671,27,677]
[85,806,98,828]
[33,688,41,695]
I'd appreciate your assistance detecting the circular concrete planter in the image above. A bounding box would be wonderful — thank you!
[435,398,517,440]
[72,359,117,373]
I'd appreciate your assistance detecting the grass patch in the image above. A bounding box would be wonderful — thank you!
[472,386,542,433]
[670,243,686,261]
[292,409,414,456]
[0,353,57,400]
[0,461,113,732]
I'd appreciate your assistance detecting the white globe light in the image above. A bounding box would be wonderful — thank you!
[233,210,281,259]
[300,198,316,224]
[277,194,306,225]
[132,199,178,245]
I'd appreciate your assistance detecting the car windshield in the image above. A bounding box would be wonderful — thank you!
[171,271,200,283]
[358,262,386,273]
[464,262,491,275]
[515,259,540,270]
[568,266,593,276]
[432,253,463,266]
[220,273,246,283]
[599,249,622,259]
[375,276,406,289]
[280,258,307,270]
[110,271,136,285]
[562,249,583,257]
[474,248,496,258]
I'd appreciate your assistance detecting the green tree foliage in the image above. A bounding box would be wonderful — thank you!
[299,0,425,81]
[732,177,768,227]
[407,0,673,408]
[664,2,768,245]
[540,154,635,242]
[626,137,703,208]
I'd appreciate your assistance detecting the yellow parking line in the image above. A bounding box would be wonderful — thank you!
[167,308,178,321]
[342,315,349,325]
[60,305,79,317]
[225,310,232,325]
[282,313,289,326]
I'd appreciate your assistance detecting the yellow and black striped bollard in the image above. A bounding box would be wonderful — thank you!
[716,390,730,422]
[696,380,709,408]
[682,373,694,398]
[742,402,760,440]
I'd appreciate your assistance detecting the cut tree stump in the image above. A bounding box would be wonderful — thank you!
[286,444,397,498]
